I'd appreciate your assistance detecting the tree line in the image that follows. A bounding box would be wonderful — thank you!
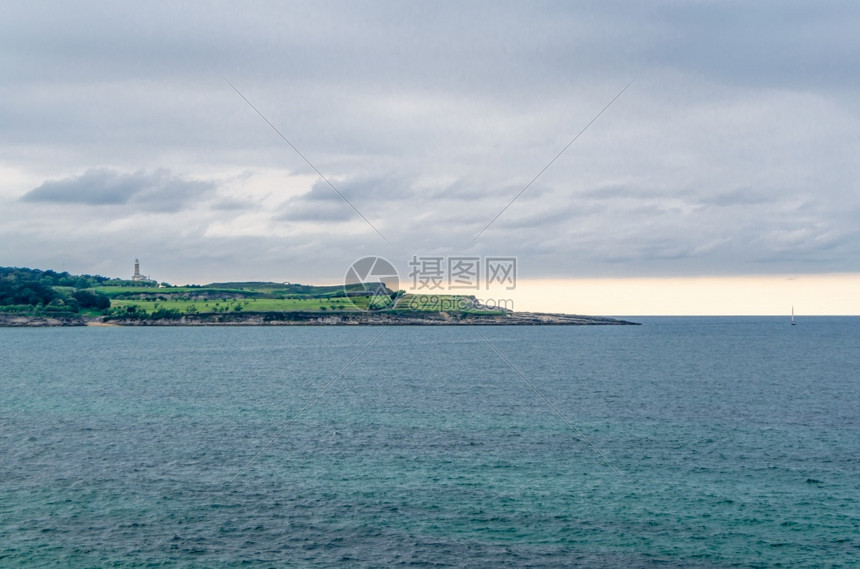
[0,266,111,312]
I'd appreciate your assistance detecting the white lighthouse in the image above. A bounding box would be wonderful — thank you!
[131,258,154,283]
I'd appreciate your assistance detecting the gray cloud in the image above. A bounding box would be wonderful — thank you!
[697,187,778,207]
[21,168,213,212]
[275,178,394,223]
[210,198,257,211]
[653,1,860,89]
[277,202,357,223]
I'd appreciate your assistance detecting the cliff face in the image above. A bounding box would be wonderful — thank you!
[0,313,86,326]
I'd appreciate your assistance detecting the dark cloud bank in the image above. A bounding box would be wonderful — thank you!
[22,168,213,213]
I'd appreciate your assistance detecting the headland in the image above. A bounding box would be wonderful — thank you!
[0,266,638,326]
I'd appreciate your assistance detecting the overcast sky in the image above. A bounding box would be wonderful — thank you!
[2,1,859,286]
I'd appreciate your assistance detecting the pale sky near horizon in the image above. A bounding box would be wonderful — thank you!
[503,274,860,316]
[2,2,859,314]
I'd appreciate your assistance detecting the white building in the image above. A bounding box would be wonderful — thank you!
[131,258,156,284]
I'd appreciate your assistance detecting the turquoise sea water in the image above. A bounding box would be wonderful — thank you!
[1,318,858,567]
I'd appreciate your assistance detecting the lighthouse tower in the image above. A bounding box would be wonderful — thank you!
[131,258,152,283]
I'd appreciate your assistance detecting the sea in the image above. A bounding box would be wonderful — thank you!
[1,318,857,568]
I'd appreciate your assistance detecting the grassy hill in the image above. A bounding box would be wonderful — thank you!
[1,265,505,321]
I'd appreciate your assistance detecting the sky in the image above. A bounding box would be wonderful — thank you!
[2,1,859,314]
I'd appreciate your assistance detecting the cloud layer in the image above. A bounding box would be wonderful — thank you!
[1,1,858,284]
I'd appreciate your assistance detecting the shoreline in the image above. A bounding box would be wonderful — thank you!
[1,311,639,327]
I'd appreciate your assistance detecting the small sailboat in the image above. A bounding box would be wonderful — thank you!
[791,306,796,326]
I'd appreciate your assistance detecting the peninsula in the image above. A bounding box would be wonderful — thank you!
[0,265,638,326]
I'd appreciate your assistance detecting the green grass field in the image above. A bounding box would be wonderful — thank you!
[107,294,503,316]
[110,297,371,314]
[68,283,508,317]
[94,283,376,300]
[94,286,247,297]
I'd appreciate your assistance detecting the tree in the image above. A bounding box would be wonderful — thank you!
[72,290,111,310]
[0,281,57,306]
